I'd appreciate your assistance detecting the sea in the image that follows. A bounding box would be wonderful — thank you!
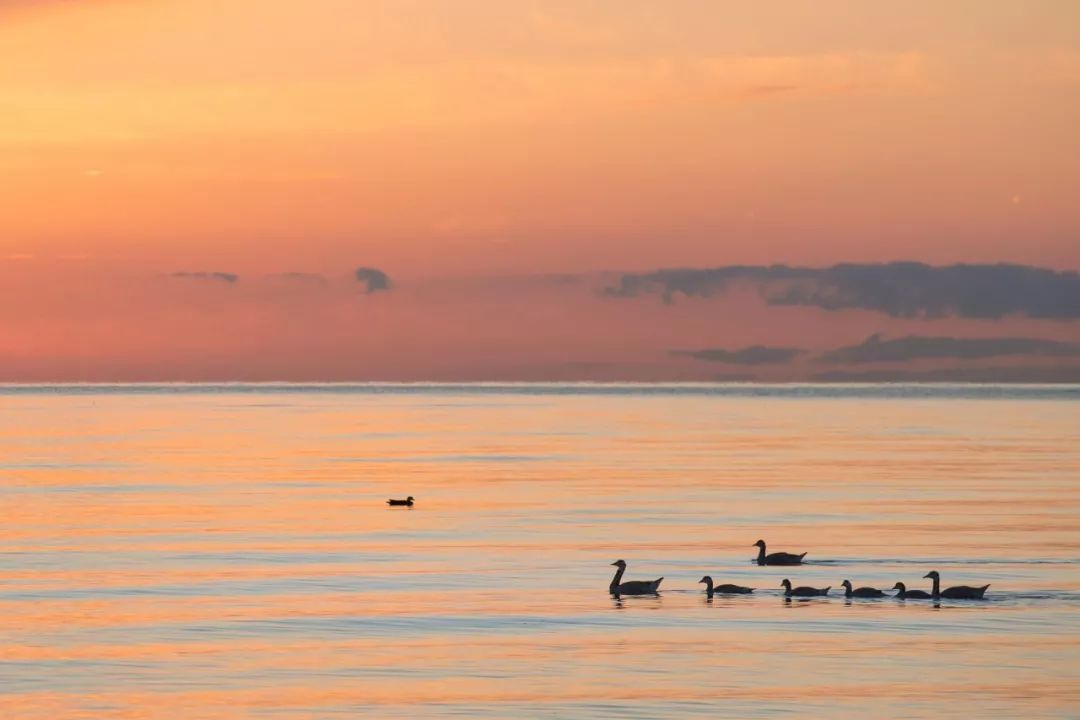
[1,383,1078,718]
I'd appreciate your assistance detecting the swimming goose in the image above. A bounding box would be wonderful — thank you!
[699,576,754,597]
[781,578,829,597]
[609,560,663,596]
[891,582,932,600]
[753,540,807,566]
[841,579,885,598]
[386,496,414,506]
[923,571,990,600]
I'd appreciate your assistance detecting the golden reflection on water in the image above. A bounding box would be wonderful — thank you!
[1,387,1078,718]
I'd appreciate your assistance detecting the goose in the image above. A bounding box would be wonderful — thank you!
[923,571,989,600]
[753,539,807,566]
[699,576,754,597]
[840,579,885,598]
[609,560,663,596]
[781,578,829,597]
[386,496,414,506]
[891,582,932,600]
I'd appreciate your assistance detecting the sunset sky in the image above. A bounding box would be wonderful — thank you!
[2,0,1078,381]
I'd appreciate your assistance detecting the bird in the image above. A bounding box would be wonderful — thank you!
[891,582,932,600]
[781,578,829,597]
[609,560,663,596]
[386,496,414,506]
[840,579,885,598]
[923,571,990,600]
[699,576,754,597]
[753,539,807,566]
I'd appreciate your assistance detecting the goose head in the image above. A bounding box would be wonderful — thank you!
[698,576,712,585]
[753,540,766,549]
[892,582,906,591]
[611,560,627,568]
[780,578,792,590]
[923,571,940,580]
[841,580,853,590]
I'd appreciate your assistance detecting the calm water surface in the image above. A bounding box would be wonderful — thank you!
[1,384,1078,718]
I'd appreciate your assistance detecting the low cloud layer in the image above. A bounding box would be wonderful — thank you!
[813,365,1080,383]
[673,345,802,365]
[354,267,391,294]
[606,262,1080,319]
[820,334,1080,364]
[170,271,238,283]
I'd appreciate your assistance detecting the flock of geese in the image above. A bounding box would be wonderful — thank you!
[610,540,992,601]
[387,501,993,602]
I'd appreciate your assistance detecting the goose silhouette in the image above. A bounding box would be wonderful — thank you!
[891,582,932,600]
[753,540,807,566]
[841,579,885,598]
[781,578,829,597]
[923,571,989,600]
[699,576,754,597]
[609,560,663,596]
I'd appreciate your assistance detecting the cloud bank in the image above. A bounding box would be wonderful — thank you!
[606,262,1080,319]
[820,334,1080,364]
[673,345,802,365]
[170,271,239,283]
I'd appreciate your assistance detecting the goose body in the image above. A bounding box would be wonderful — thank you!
[781,578,829,597]
[387,496,414,506]
[609,560,663,596]
[841,579,885,598]
[699,576,754,597]
[923,571,989,600]
[891,582,932,600]
[753,540,807,566]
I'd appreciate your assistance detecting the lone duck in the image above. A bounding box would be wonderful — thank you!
[923,571,989,600]
[841,579,885,598]
[753,539,807,566]
[387,496,414,506]
[781,578,829,597]
[699,576,754,597]
[609,560,663,596]
[891,582,932,600]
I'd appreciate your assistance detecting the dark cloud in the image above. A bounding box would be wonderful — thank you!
[354,267,391,294]
[170,271,238,283]
[673,345,802,365]
[820,334,1080,364]
[605,262,1080,319]
[813,365,1080,383]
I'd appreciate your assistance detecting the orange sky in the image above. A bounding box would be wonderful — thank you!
[1,1,1079,380]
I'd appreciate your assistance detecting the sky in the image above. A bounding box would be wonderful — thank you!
[1,0,1079,381]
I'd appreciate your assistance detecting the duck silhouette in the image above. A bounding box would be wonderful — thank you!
[386,496,414,507]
